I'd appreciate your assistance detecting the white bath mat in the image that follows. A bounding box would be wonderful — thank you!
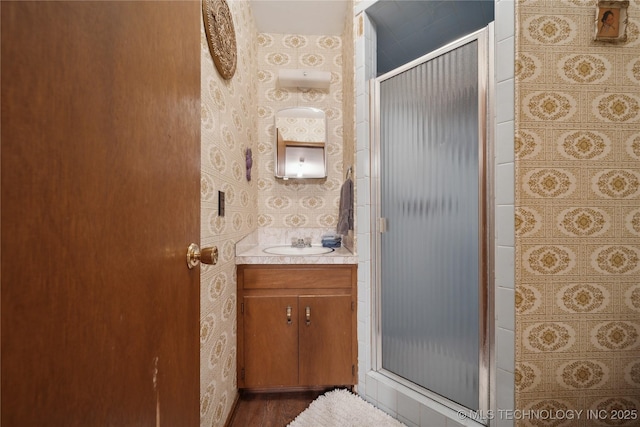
[287,388,406,427]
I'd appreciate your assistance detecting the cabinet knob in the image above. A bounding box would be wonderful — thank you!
[286,306,292,325]
[305,306,311,326]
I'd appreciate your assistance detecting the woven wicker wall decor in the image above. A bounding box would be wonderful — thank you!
[202,0,237,80]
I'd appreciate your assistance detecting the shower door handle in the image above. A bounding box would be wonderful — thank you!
[378,217,387,233]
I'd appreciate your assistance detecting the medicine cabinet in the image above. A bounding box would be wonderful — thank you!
[275,107,327,179]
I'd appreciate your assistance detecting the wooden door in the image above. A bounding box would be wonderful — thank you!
[1,2,200,425]
[299,295,353,386]
[242,296,299,388]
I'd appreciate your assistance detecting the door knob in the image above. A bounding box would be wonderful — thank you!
[186,243,218,269]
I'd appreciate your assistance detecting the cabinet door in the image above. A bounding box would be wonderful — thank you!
[243,296,298,387]
[299,295,353,386]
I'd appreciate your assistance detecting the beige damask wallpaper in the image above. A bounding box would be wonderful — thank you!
[255,33,349,228]
[199,1,258,425]
[515,0,640,425]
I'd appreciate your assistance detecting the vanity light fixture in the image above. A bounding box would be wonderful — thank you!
[277,69,330,91]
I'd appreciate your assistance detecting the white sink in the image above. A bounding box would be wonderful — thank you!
[262,246,335,255]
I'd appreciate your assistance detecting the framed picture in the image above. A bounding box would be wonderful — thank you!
[594,0,629,42]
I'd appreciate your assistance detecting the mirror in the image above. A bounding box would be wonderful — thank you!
[275,107,327,179]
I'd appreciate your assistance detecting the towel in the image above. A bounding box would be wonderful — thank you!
[322,240,342,248]
[322,233,342,248]
[336,177,353,235]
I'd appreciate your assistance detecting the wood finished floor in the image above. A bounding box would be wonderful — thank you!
[227,390,328,427]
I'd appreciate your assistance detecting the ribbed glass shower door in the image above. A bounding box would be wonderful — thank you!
[373,29,489,412]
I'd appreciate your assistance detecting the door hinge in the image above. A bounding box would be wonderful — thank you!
[351,301,355,312]
[241,368,245,380]
[241,302,244,314]
[352,365,355,377]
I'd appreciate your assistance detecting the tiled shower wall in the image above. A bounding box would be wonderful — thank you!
[514,1,640,425]
[199,1,258,425]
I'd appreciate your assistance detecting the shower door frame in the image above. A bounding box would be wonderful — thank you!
[370,26,495,419]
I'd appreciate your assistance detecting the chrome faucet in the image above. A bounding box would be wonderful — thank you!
[291,237,312,248]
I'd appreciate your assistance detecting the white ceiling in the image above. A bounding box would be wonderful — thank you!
[249,0,349,36]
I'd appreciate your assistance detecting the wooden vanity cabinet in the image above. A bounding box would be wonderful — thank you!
[237,264,357,390]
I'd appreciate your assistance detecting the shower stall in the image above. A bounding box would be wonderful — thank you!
[370,26,493,416]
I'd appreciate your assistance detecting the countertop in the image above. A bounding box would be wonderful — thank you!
[235,228,357,265]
